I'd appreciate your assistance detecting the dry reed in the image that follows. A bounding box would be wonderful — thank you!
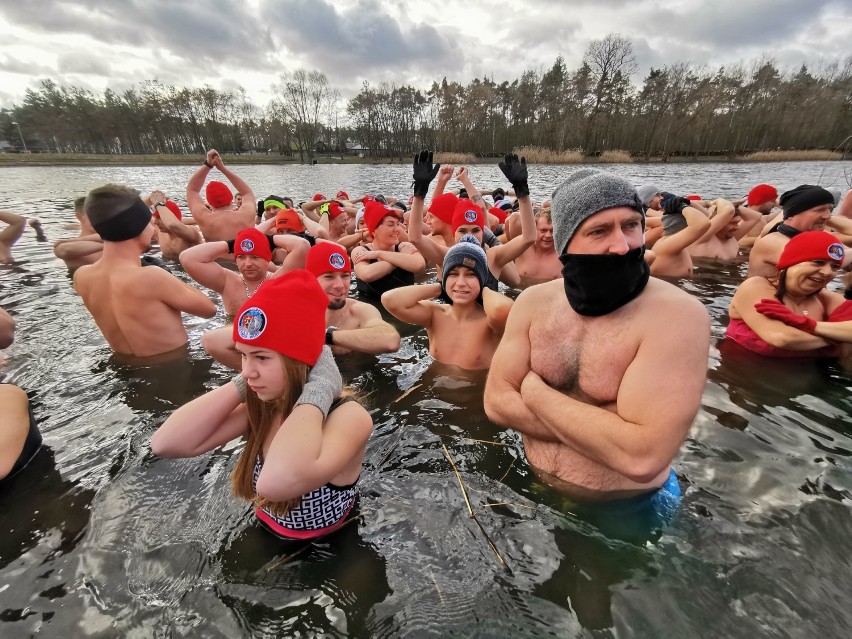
[739,150,842,162]
[433,152,477,164]
[512,146,583,164]
[597,149,633,163]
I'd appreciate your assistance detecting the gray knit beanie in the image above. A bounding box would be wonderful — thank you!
[441,237,488,303]
[551,169,644,254]
[637,184,661,207]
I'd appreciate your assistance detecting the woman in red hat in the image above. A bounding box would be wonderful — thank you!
[726,231,852,357]
[151,270,373,540]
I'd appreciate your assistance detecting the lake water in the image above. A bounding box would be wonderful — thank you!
[1,161,851,637]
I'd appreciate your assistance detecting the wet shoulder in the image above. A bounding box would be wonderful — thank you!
[643,277,708,318]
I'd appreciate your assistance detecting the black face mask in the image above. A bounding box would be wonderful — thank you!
[559,246,650,316]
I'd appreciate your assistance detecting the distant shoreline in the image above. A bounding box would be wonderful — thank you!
[0,150,846,168]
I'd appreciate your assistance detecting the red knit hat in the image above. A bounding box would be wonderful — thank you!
[488,206,508,224]
[428,193,458,225]
[306,242,351,276]
[748,183,778,207]
[232,270,327,366]
[327,201,346,220]
[205,181,233,208]
[313,193,326,201]
[364,200,402,235]
[234,227,272,261]
[776,230,845,270]
[153,200,182,220]
[275,208,305,233]
[451,200,485,234]
[336,191,349,200]
[685,194,701,201]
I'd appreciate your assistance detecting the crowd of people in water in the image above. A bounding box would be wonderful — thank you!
[2,148,852,543]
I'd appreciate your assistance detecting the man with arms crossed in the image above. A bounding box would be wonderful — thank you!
[305,242,400,356]
[484,169,709,532]
[74,184,217,359]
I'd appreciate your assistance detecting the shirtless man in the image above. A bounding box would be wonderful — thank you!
[738,183,778,248]
[748,185,837,278]
[147,191,202,259]
[73,184,217,358]
[649,196,711,278]
[382,239,513,370]
[408,152,534,289]
[180,227,310,369]
[318,202,351,242]
[484,169,709,510]
[305,242,400,356]
[514,209,562,286]
[689,200,762,261]
[186,149,256,242]
[0,210,27,264]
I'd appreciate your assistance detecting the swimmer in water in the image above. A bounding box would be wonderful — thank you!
[73,183,217,358]
[382,238,513,370]
[147,191,202,259]
[484,169,709,515]
[0,210,28,264]
[151,269,373,541]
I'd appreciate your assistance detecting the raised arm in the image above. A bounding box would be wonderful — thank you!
[152,202,202,245]
[211,152,256,226]
[380,282,440,328]
[332,303,400,354]
[186,150,217,217]
[0,210,27,248]
[409,151,451,265]
[733,204,763,240]
[486,154,535,266]
[654,203,712,255]
[178,240,230,292]
[695,199,736,243]
[149,268,217,318]
[482,287,514,336]
[151,381,248,458]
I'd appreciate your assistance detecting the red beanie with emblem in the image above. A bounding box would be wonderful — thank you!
[275,208,305,233]
[748,184,778,207]
[776,230,845,270]
[306,242,352,276]
[428,193,458,225]
[234,227,272,261]
[364,200,402,235]
[336,191,349,200]
[327,201,346,220]
[153,200,182,220]
[451,200,485,234]
[313,193,326,201]
[232,269,327,366]
[205,181,233,208]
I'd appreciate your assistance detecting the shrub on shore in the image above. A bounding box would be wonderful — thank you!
[433,152,477,164]
[597,149,633,163]
[739,150,842,162]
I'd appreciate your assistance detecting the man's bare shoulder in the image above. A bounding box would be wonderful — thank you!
[644,277,705,311]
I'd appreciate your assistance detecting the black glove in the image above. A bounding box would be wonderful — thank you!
[412,150,440,198]
[226,239,235,254]
[498,154,529,198]
[663,196,691,216]
[266,234,277,252]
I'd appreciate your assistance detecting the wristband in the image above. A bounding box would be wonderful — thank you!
[325,326,337,346]
[204,160,213,168]
[845,288,852,301]
[232,374,247,403]
[153,201,166,209]
[226,239,235,254]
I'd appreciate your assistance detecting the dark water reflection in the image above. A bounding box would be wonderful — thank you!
[1,162,851,637]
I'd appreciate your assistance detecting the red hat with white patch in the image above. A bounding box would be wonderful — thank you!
[306,242,351,276]
[451,200,485,234]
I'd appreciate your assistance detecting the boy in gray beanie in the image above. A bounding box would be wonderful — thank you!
[381,236,513,370]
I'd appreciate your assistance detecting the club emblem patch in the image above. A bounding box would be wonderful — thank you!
[329,253,346,270]
[464,209,478,223]
[827,243,844,261]
[240,239,255,253]
[236,307,266,340]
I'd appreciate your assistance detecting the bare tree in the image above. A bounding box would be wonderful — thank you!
[275,69,335,163]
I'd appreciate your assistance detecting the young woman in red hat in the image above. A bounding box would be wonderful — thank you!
[726,230,852,357]
[151,270,373,540]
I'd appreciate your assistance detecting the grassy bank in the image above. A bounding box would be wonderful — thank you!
[0,149,846,167]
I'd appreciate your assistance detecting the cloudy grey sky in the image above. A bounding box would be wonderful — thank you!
[0,0,850,109]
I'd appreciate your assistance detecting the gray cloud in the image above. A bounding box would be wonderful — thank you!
[0,54,56,76]
[57,52,111,76]
[261,0,459,80]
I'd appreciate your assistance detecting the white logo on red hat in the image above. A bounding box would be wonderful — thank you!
[236,307,266,340]
[464,209,478,223]
[240,239,255,253]
[329,253,346,270]
[828,243,845,261]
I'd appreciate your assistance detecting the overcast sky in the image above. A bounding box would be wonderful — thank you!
[1,0,850,109]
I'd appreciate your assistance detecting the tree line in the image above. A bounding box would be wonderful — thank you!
[1,34,850,162]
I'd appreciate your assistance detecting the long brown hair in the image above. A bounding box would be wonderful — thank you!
[231,355,309,516]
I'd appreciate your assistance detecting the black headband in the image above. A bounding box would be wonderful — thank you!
[780,185,834,219]
[91,198,152,241]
